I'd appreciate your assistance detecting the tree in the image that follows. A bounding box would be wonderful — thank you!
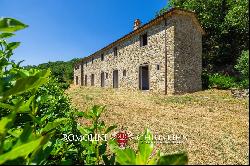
[157,0,249,73]
[24,58,80,84]
[235,50,249,88]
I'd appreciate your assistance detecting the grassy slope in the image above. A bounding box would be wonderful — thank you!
[66,86,249,165]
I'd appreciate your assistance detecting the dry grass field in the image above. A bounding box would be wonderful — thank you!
[66,85,249,165]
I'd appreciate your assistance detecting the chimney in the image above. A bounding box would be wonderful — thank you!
[133,19,141,30]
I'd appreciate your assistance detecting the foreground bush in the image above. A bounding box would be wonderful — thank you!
[0,18,82,164]
[110,128,188,165]
[0,17,188,165]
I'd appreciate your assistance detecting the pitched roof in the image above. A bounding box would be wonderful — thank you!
[74,8,205,66]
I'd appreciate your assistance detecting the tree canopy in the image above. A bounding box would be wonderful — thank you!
[157,0,249,74]
[24,58,80,84]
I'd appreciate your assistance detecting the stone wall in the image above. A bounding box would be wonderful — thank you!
[173,15,202,94]
[165,17,176,95]
[74,12,203,95]
[81,20,168,94]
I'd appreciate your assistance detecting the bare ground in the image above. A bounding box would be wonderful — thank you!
[66,85,249,165]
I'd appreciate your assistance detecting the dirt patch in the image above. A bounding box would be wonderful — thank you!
[66,85,249,165]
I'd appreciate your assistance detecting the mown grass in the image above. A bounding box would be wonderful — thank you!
[66,85,249,165]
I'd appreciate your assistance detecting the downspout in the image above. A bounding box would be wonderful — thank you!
[81,60,84,86]
[164,18,168,95]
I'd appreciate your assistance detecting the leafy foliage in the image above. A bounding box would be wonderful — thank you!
[76,105,117,165]
[235,50,249,88]
[24,59,80,89]
[0,18,28,32]
[157,0,249,73]
[110,129,188,165]
[205,50,249,90]
[0,17,83,165]
[157,152,188,165]
[208,73,237,89]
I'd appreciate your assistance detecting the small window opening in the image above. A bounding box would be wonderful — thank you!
[114,47,118,56]
[75,65,79,70]
[101,54,104,61]
[157,64,160,70]
[140,33,148,47]
[123,70,127,76]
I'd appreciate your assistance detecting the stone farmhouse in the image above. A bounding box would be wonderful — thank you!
[74,8,205,95]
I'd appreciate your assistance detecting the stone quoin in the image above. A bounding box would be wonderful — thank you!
[73,8,205,95]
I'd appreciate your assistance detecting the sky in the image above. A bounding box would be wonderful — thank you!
[1,0,168,66]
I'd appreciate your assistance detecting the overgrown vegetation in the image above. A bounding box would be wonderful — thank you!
[0,18,188,165]
[157,0,249,90]
[24,59,79,89]
[208,73,237,89]
[110,129,188,165]
[202,50,249,90]
[0,17,82,165]
[235,50,249,88]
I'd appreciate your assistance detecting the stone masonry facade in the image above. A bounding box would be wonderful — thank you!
[74,8,205,95]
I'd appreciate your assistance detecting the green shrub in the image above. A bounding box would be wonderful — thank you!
[110,129,188,165]
[208,73,237,89]
[0,17,81,165]
[235,50,249,89]
[238,79,249,89]
[59,82,70,89]
[35,78,83,164]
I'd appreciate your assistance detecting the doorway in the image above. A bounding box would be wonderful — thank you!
[76,76,79,85]
[139,65,149,90]
[81,76,84,86]
[85,75,87,86]
[91,74,94,86]
[101,72,105,87]
[113,70,118,88]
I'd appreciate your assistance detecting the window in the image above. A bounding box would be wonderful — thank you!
[92,57,94,64]
[113,47,118,57]
[106,73,108,79]
[123,70,127,76]
[157,64,160,70]
[86,62,87,67]
[75,65,79,70]
[101,54,104,61]
[140,33,148,47]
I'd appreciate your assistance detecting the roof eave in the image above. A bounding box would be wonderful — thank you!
[76,8,205,65]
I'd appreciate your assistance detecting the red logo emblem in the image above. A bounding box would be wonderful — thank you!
[112,130,133,149]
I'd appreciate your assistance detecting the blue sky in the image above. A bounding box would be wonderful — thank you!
[1,0,168,66]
